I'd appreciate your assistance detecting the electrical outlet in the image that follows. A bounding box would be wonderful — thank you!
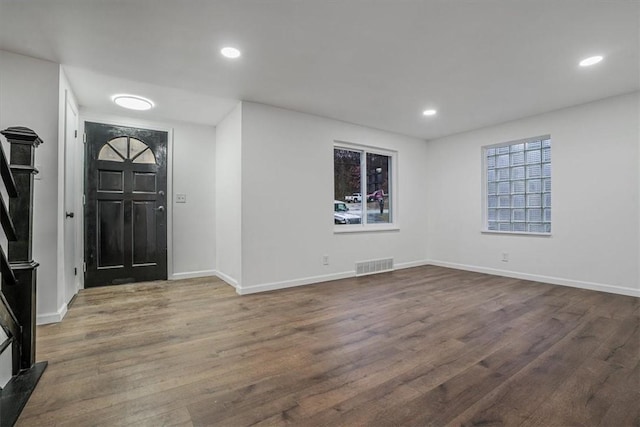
[322,255,329,265]
[502,252,509,262]
[176,194,187,203]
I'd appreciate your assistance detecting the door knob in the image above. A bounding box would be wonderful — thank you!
[158,190,165,196]
[155,206,164,212]
[66,212,75,218]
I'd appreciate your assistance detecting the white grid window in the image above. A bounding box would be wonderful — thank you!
[334,144,395,230]
[485,136,551,234]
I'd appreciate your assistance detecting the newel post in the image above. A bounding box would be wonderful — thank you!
[1,126,42,370]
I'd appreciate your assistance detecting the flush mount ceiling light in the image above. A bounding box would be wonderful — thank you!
[221,46,241,59]
[422,109,437,116]
[112,94,154,111]
[579,55,604,67]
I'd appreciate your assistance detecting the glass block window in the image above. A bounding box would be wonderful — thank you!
[485,136,551,233]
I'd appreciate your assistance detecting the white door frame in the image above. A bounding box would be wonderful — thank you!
[63,91,80,301]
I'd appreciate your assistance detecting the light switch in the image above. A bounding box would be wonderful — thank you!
[176,194,187,203]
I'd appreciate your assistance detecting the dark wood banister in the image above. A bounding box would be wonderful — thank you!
[0,137,20,380]
[0,126,47,427]
[0,136,17,198]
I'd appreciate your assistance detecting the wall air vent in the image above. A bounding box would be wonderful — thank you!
[355,258,394,277]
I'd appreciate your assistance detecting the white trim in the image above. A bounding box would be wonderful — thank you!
[426,259,640,298]
[333,142,398,230]
[170,270,216,280]
[235,260,431,295]
[56,81,66,314]
[334,225,400,234]
[58,70,81,318]
[481,230,551,237]
[334,140,396,155]
[395,259,431,270]
[37,303,68,325]
[237,271,354,295]
[215,270,239,289]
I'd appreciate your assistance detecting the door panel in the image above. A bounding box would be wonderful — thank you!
[132,201,157,265]
[85,122,168,287]
[133,172,156,193]
[99,170,124,192]
[97,200,124,268]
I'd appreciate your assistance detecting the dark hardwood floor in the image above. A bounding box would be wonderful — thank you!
[17,266,639,426]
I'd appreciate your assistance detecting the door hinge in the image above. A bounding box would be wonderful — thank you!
[83,194,85,205]
[83,132,87,143]
[83,262,86,273]
[74,267,77,276]
[74,129,78,138]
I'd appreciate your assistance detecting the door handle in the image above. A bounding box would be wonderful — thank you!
[155,206,164,212]
[66,212,75,218]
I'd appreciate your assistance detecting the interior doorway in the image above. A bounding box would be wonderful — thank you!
[83,122,168,287]
[63,92,79,301]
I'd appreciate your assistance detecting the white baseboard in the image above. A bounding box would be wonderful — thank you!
[214,270,239,289]
[171,269,240,291]
[237,271,354,295]
[395,259,431,270]
[235,259,432,295]
[37,303,68,325]
[170,270,217,280]
[426,259,640,298]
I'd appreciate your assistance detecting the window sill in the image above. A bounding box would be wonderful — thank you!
[481,230,551,237]
[334,224,400,234]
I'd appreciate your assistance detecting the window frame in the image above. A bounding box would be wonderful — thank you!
[333,141,398,233]
[481,135,552,236]
[97,136,157,164]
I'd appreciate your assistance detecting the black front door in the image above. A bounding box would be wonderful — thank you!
[84,122,168,287]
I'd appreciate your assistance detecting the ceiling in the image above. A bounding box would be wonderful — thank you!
[0,0,638,140]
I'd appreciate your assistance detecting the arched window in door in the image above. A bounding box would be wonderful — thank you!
[97,136,157,164]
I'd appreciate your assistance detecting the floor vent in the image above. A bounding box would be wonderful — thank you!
[355,258,394,276]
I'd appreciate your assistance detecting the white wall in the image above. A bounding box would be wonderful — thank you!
[238,102,429,293]
[425,92,639,296]
[0,50,62,321]
[78,111,217,281]
[171,121,216,278]
[0,332,10,387]
[215,103,242,287]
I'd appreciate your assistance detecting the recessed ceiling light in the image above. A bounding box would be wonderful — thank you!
[579,55,603,67]
[221,47,241,59]
[112,94,154,111]
[422,109,437,116]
